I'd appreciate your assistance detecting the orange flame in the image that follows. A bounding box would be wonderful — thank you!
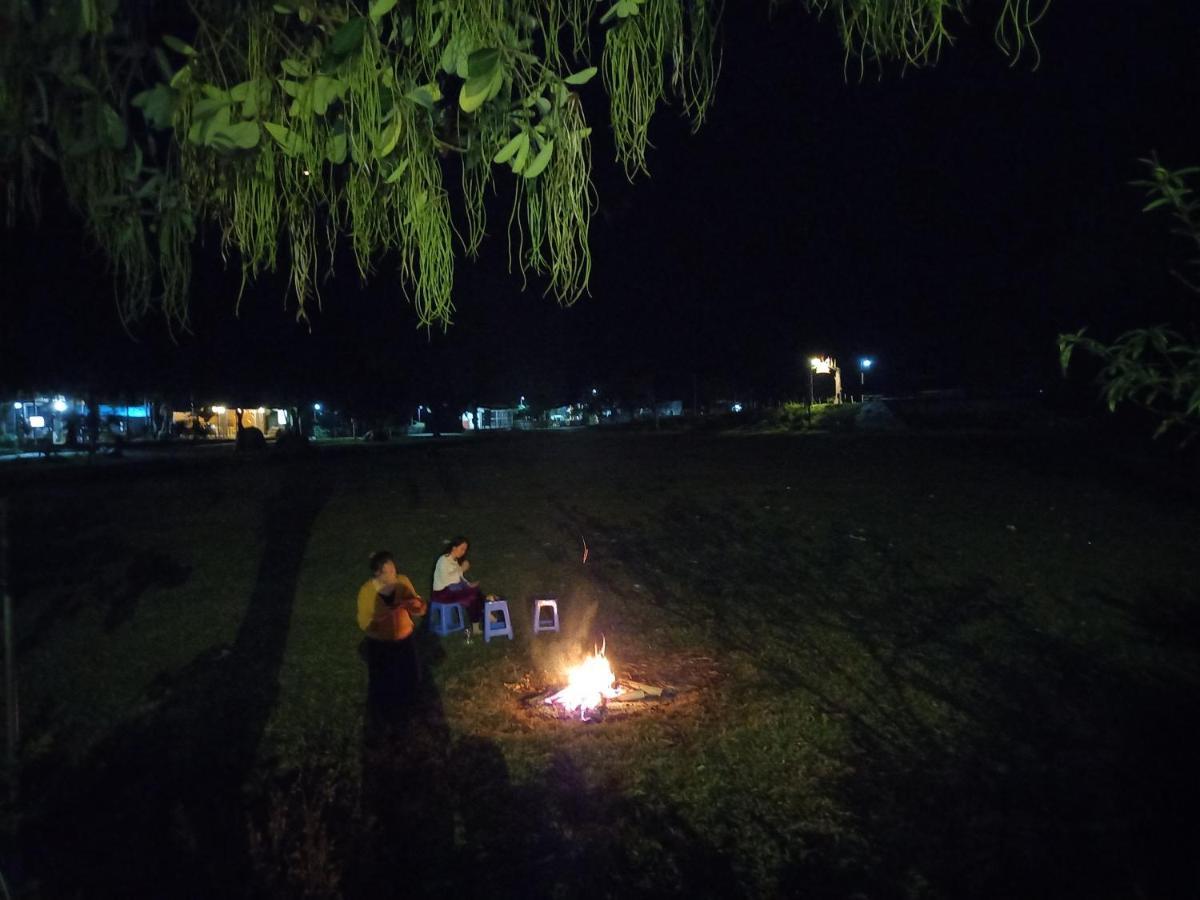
[545,640,621,720]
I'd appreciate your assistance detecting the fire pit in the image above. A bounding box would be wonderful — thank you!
[528,640,678,722]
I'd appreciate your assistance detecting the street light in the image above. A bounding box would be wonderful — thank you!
[859,357,874,398]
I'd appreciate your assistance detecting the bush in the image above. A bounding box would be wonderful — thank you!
[767,402,857,431]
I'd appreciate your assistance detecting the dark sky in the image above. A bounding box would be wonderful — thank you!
[3,2,1199,409]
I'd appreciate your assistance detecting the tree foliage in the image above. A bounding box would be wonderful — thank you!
[0,0,1046,333]
[1060,158,1200,443]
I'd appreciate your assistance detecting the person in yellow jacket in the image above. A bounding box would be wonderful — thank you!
[358,550,426,708]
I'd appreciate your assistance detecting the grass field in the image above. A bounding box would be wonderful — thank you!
[2,429,1198,898]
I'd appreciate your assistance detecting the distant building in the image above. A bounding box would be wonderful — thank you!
[170,406,288,438]
[474,406,515,430]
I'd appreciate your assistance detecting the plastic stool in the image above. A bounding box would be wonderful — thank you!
[483,598,513,642]
[532,597,560,634]
[429,601,466,636]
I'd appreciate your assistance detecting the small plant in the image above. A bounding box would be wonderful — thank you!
[246,760,360,899]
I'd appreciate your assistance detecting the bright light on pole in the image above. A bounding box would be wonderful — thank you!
[859,357,874,389]
[313,403,322,413]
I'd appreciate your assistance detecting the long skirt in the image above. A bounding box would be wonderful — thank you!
[431,583,484,622]
[365,635,419,707]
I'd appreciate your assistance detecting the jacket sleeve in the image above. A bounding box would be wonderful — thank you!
[356,582,375,631]
[396,574,426,615]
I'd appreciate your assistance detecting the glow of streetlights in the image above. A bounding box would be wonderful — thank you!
[313,403,322,412]
[860,357,874,370]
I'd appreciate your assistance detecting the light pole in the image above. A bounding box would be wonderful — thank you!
[859,358,873,401]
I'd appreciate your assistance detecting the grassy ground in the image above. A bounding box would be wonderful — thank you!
[2,429,1198,898]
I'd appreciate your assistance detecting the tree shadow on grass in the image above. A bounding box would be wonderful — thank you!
[354,736,740,899]
[553,498,1200,898]
[775,584,1200,900]
[14,530,193,652]
[340,626,739,900]
[17,462,334,897]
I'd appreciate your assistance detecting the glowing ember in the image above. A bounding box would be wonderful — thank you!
[545,641,622,720]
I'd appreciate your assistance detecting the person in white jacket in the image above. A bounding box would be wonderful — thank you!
[432,535,485,631]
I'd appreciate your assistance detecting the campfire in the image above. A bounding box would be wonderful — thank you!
[545,640,622,720]
[534,639,677,721]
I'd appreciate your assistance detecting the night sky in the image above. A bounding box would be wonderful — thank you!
[2,2,1199,411]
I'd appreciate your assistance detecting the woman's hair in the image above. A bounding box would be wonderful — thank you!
[368,550,394,575]
[444,535,469,555]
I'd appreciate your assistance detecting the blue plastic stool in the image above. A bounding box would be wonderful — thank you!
[483,598,514,642]
[429,601,466,636]
[532,597,560,634]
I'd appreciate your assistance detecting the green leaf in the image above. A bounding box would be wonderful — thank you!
[98,103,126,149]
[384,158,410,183]
[329,17,367,59]
[169,64,192,90]
[466,47,500,79]
[522,139,554,179]
[369,0,398,24]
[459,65,503,114]
[222,121,261,149]
[493,132,526,164]
[405,82,441,110]
[132,83,176,130]
[244,79,269,119]
[123,140,143,180]
[326,131,348,164]
[263,122,307,157]
[312,76,346,115]
[162,35,196,56]
[192,96,231,119]
[278,79,305,99]
[281,58,310,78]
[563,66,597,86]
[189,105,231,146]
[375,116,403,158]
[512,133,530,173]
[459,78,489,113]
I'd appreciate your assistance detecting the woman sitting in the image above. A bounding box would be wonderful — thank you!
[431,535,485,632]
